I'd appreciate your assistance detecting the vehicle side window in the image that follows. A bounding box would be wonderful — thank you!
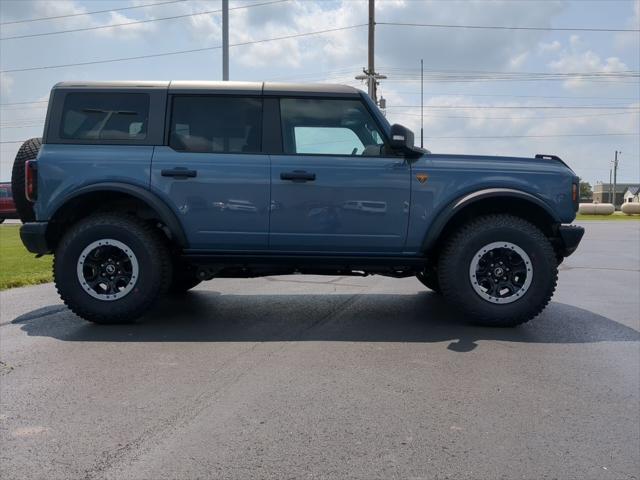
[169,96,262,154]
[60,93,149,140]
[280,98,385,156]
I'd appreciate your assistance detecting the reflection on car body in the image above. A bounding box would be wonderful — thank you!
[342,200,387,214]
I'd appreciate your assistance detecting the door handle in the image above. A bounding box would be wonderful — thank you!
[161,168,197,178]
[280,170,316,182]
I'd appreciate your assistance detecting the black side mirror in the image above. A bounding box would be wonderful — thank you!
[389,124,415,152]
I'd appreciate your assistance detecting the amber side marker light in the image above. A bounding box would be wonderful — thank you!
[572,183,578,203]
[25,160,38,202]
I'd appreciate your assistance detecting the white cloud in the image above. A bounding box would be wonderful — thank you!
[547,36,629,90]
[0,0,154,41]
[181,0,567,79]
[94,11,155,39]
[509,51,529,70]
[0,73,15,97]
[614,0,640,50]
[538,40,561,54]
[184,0,368,71]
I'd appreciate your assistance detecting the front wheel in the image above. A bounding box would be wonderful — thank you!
[438,214,557,327]
[54,214,172,324]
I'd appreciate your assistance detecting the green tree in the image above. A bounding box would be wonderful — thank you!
[579,180,593,201]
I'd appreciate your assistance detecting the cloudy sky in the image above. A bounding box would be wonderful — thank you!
[0,0,638,186]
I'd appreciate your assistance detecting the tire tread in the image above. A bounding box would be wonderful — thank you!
[11,137,42,223]
[438,214,557,327]
[54,213,171,323]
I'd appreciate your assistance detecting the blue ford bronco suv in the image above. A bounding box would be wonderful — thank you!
[13,81,584,326]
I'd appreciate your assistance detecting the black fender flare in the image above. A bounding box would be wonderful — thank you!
[49,182,188,247]
[421,188,560,251]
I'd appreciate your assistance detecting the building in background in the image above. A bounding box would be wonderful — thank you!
[592,183,640,206]
[623,186,640,203]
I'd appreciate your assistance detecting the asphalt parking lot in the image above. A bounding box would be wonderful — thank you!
[1,221,638,480]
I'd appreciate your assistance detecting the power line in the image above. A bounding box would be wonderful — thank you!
[0,0,188,26]
[377,21,640,33]
[390,111,640,120]
[0,0,289,41]
[0,124,43,129]
[386,105,640,109]
[377,70,640,85]
[0,101,48,107]
[390,92,640,101]
[427,133,640,139]
[0,24,366,73]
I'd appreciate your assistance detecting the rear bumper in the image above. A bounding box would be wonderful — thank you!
[20,222,50,255]
[557,224,585,257]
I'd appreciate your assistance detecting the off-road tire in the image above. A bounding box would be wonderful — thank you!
[54,214,172,324]
[416,266,441,293]
[169,259,201,293]
[438,214,557,327]
[11,138,41,223]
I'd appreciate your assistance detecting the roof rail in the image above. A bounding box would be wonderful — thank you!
[535,154,562,161]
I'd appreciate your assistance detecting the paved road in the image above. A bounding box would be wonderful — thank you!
[1,222,639,480]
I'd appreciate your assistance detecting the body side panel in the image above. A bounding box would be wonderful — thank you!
[36,144,154,221]
[405,154,577,253]
[150,146,271,250]
[269,154,411,253]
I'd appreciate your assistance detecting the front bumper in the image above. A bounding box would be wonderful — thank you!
[20,222,50,255]
[557,224,585,257]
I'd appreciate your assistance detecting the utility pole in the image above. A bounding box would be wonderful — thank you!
[355,0,386,105]
[609,167,613,203]
[612,150,621,209]
[222,0,229,81]
[420,58,424,148]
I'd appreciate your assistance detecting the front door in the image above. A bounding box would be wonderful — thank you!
[151,95,270,250]
[270,98,411,253]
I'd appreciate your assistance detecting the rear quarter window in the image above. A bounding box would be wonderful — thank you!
[60,92,149,141]
[169,96,262,154]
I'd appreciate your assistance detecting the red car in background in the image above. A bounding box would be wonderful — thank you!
[0,182,19,223]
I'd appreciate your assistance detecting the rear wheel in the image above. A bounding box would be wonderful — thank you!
[438,214,557,327]
[54,214,172,323]
[11,138,41,223]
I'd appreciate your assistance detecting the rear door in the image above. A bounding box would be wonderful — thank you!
[269,97,411,253]
[151,95,270,250]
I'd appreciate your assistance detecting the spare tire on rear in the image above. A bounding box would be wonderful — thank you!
[11,137,42,223]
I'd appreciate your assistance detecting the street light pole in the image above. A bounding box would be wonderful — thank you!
[612,150,620,209]
[609,167,613,203]
[368,0,375,101]
[355,0,386,106]
[222,0,229,81]
[420,58,424,149]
